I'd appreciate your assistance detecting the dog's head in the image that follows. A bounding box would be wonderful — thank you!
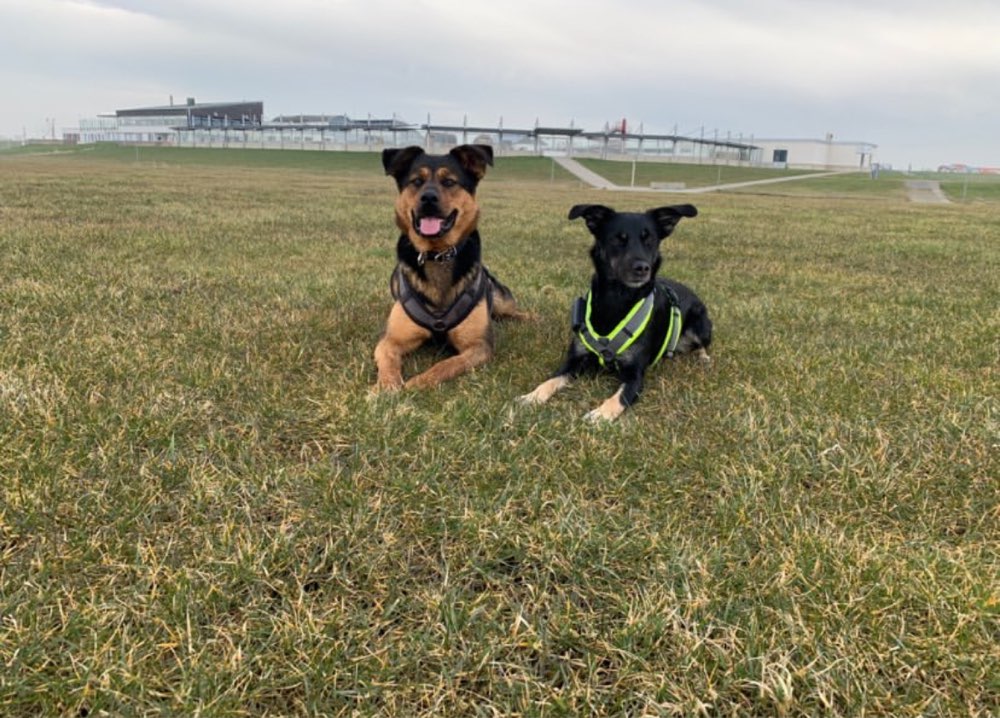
[382,144,494,252]
[568,203,698,288]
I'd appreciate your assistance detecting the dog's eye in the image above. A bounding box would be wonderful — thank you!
[441,177,457,188]
[616,233,628,246]
[410,177,424,188]
[640,229,650,241]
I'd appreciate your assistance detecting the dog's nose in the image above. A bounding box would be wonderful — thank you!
[420,189,439,206]
[632,260,651,276]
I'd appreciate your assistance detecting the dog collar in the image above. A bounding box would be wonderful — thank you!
[573,285,682,368]
[416,234,470,266]
[417,245,458,265]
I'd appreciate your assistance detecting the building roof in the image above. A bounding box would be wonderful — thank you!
[579,131,757,150]
[116,100,264,118]
[423,123,535,136]
[755,137,878,149]
[269,115,415,130]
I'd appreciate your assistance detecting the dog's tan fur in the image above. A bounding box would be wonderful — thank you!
[373,145,528,391]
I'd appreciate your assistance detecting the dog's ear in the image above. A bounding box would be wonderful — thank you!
[382,146,425,187]
[568,204,616,234]
[449,144,494,180]
[646,204,698,239]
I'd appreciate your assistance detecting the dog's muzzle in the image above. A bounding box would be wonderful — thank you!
[626,259,652,287]
[413,208,458,238]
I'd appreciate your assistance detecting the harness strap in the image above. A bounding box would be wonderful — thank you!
[574,285,682,368]
[392,266,489,335]
[652,303,683,365]
[575,291,655,367]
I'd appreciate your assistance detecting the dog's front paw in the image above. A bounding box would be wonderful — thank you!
[585,388,627,422]
[370,375,404,397]
[517,390,545,406]
[584,405,622,423]
[517,376,570,406]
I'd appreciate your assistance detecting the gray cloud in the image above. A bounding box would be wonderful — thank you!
[2,0,998,167]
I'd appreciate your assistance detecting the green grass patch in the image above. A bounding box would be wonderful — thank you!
[726,171,910,200]
[0,143,580,186]
[0,153,997,716]
[576,158,827,189]
[0,143,85,156]
[931,172,1000,203]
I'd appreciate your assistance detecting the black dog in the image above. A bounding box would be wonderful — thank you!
[519,204,711,421]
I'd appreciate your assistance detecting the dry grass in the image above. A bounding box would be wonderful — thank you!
[0,147,997,716]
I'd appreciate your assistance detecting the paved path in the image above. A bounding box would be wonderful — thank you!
[553,156,860,194]
[905,180,951,204]
[673,169,861,194]
[557,157,954,205]
[552,157,619,189]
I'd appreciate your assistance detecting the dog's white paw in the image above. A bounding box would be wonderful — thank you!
[585,387,626,422]
[517,376,570,406]
[584,406,622,423]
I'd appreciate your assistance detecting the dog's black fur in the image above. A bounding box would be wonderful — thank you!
[519,203,712,421]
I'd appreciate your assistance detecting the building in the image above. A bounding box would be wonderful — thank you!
[752,135,877,170]
[77,98,264,144]
[67,101,875,170]
[419,119,762,163]
[252,114,423,149]
[73,101,419,149]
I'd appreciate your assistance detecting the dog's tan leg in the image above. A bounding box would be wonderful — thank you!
[518,375,571,405]
[491,292,535,322]
[487,276,535,322]
[373,303,429,392]
[404,301,493,389]
[404,341,492,389]
[585,385,627,422]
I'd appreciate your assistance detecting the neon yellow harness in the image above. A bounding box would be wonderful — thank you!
[574,287,682,368]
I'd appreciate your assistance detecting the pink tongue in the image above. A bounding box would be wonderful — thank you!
[420,217,444,236]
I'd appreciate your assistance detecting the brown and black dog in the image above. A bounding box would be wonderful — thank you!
[373,144,529,391]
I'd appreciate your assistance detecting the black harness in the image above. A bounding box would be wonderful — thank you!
[391,264,492,336]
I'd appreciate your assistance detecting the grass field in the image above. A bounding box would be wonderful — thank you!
[1,147,997,716]
[575,158,826,190]
[934,173,1000,203]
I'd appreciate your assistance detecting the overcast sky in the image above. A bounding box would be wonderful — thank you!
[2,0,998,169]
